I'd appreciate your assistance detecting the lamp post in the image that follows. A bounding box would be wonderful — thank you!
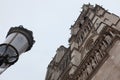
[0,25,35,74]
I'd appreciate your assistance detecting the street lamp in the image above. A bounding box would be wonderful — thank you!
[0,25,35,74]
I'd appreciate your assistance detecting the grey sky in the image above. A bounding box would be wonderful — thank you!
[0,0,119,80]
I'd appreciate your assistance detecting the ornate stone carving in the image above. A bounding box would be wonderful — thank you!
[69,28,117,80]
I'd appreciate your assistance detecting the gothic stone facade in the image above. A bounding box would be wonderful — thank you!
[45,4,120,80]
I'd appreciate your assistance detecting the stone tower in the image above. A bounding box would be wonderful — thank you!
[45,4,120,80]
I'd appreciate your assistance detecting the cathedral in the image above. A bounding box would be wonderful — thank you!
[45,4,120,80]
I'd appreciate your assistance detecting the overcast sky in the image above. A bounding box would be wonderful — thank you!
[0,0,119,80]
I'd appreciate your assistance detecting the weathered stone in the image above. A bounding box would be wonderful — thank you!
[45,4,120,80]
